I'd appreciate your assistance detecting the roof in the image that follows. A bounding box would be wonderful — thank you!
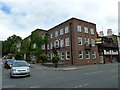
[48,17,96,31]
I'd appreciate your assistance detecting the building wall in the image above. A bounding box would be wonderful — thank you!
[46,18,99,65]
[72,19,99,65]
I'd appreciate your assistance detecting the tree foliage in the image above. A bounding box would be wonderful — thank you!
[2,34,22,56]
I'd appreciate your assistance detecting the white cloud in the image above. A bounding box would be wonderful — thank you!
[0,0,119,40]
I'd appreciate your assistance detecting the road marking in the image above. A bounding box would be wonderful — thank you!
[112,75,118,78]
[37,77,64,83]
[30,86,42,88]
[84,71,103,75]
[74,84,88,88]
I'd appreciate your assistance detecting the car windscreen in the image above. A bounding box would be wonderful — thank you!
[13,62,28,67]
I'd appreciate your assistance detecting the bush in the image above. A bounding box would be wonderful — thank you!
[36,54,49,63]
[15,52,23,60]
[52,56,60,63]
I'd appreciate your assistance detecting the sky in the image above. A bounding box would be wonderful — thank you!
[0,0,119,41]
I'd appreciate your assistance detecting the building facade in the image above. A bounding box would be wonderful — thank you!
[96,35,119,64]
[43,18,99,65]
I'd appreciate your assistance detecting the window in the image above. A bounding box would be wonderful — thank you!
[47,43,50,50]
[85,50,90,59]
[51,43,53,49]
[33,43,36,49]
[91,39,95,46]
[85,38,89,45]
[77,25,82,32]
[60,29,64,35]
[90,28,94,35]
[51,53,53,59]
[65,26,69,33]
[42,44,45,50]
[60,39,64,47]
[41,34,44,39]
[55,31,58,37]
[78,51,83,59]
[50,33,54,38]
[84,27,88,33]
[92,51,96,59]
[54,40,59,48]
[78,37,82,45]
[66,51,70,60]
[65,38,69,46]
[61,52,64,60]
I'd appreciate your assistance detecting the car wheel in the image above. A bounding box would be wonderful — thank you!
[10,73,13,78]
[27,74,30,77]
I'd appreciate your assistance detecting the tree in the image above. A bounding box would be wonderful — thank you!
[2,34,22,56]
[44,33,49,55]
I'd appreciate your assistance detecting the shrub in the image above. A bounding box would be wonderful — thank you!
[36,54,49,63]
[52,56,60,63]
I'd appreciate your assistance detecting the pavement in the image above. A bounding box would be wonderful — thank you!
[29,62,119,71]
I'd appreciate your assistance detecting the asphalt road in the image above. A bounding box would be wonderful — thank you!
[2,62,119,88]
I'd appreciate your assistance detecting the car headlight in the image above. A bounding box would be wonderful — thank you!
[27,68,30,71]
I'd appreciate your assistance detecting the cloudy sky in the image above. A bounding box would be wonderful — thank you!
[0,0,119,40]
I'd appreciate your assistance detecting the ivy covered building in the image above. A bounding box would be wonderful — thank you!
[46,18,99,65]
[18,17,99,65]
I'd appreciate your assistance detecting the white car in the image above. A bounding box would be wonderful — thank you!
[10,60,30,78]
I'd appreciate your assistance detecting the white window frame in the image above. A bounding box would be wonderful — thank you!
[85,50,90,59]
[51,43,53,49]
[60,28,64,35]
[33,43,36,49]
[77,25,82,32]
[92,51,96,59]
[78,51,83,59]
[91,39,95,46]
[84,27,88,33]
[90,28,94,35]
[65,26,69,33]
[55,31,58,37]
[42,34,44,39]
[61,52,64,60]
[50,33,53,38]
[85,38,89,45]
[42,44,45,50]
[54,40,59,48]
[65,38,69,46]
[66,51,70,60]
[78,37,82,45]
[47,43,50,50]
[60,39,64,47]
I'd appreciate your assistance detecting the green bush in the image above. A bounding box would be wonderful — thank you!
[15,52,23,60]
[52,56,60,63]
[36,54,49,63]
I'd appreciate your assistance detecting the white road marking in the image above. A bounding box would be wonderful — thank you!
[112,75,118,78]
[37,77,64,83]
[84,71,103,75]
[30,86,42,88]
[74,83,88,88]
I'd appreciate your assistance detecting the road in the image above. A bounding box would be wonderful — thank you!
[2,62,119,88]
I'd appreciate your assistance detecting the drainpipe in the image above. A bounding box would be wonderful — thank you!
[69,23,74,65]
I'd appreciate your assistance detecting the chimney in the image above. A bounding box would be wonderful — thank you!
[107,29,112,36]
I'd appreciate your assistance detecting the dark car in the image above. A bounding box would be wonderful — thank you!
[4,59,16,69]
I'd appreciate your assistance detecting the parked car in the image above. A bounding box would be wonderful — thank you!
[10,60,30,78]
[4,59,16,69]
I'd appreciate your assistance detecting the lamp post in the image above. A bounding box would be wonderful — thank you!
[52,39,60,68]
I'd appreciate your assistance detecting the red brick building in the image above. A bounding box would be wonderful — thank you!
[41,17,99,65]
